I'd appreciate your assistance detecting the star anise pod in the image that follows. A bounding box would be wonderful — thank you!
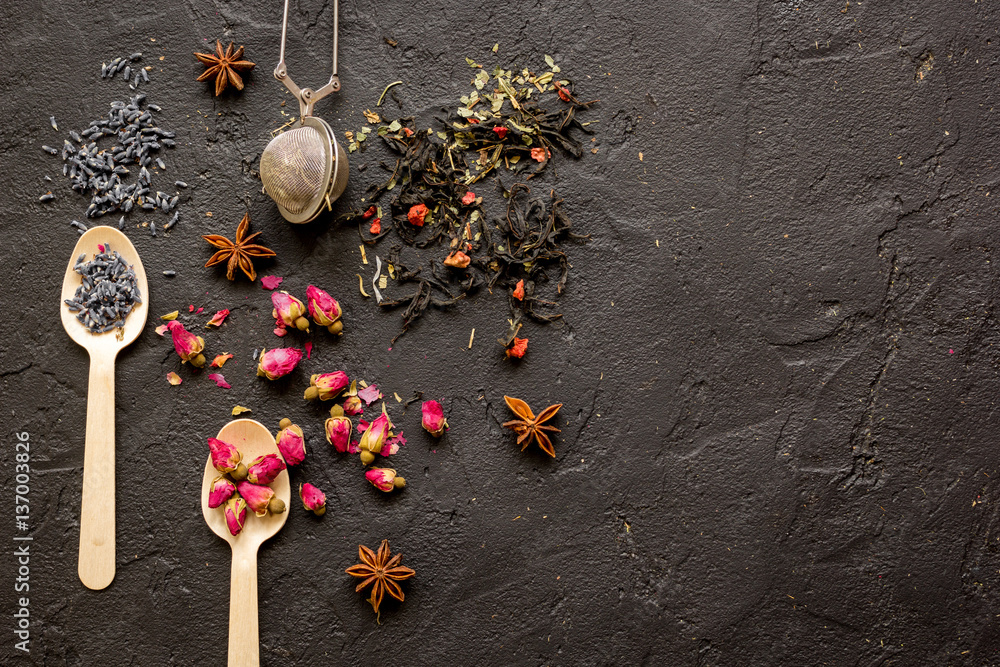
[345,540,415,617]
[194,41,256,96]
[202,212,275,281]
[503,396,562,457]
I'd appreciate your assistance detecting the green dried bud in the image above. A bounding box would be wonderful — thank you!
[304,386,319,401]
[279,418,292,430]
[267,497,286,514]
[393,476,406,489]
[230,462,248,482]
[360,450,375,466]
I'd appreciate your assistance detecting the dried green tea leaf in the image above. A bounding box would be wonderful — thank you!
[545,54,555,68]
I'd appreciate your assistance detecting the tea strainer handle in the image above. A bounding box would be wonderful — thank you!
[274,0,340,119]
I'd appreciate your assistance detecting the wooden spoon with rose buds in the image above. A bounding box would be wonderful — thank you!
[59,227,149,590]
[201,419,290,667]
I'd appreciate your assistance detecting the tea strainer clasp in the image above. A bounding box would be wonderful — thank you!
[260,0,349,224]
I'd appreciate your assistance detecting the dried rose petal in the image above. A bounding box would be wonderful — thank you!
[155,324,170,336]
[205,309,230,328]
[383,431,406,456]
[232,405,252,416]
[461,191,476,206]
[208,373,231,389]
[407,203,429,227]
[167,320,206,367]
[257,347,303,380]
[208,476,235,508]
[224,495,247,536]
[246,453,286,485]
[160,310,179,321]
[236,480,274,517]
[421,400,448,437]
[443,251,471,268]
[365,467,406,492]
[304,371,350,401]
[306,285,343,334]
[260,275,283,290]
[325,406,354,453]
[299,482,326,515]
[357,383,382,405]
[208,437,242,473]
[506,337,528,359]
[512,279,525,301]
[492,126,508,139]
[272,291,310,332]
[210,353,234,368]
[275,420,306,466]
[273,327,287,337]
[166,371,183,386]
[304,341,313,359]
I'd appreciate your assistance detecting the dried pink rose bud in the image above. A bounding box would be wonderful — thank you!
[167,320,206,367]
[306,285,344,334]
[256,347,303,380]
[275,419,306,466]
[304,371,350,401]
[208,437,242,473]
[299,482,327,516]
[421,400,448,437]
[272,291,310,332]
[365,467,406,492]
[359,411,392,458]
[325,405,354,453]
[246,453,286,485]
[343,395,363,415]
[224,495,247,536]
[208,476,236,508]
[236,480,275,517]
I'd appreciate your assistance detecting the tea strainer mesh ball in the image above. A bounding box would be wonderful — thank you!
[261,0,348,224]
[260,126,326,216]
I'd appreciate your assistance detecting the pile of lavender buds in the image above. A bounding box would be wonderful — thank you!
[102,52,150,90]
[64,245,141,334]
[49,93,180,236]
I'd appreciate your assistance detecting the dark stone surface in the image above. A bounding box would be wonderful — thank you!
[2,0,1000,664]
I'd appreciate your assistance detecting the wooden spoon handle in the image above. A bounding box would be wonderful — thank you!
[229,546,260,667]
[78,353,116,590]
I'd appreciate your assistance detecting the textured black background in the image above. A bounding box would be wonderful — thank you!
[2,0,1000,665]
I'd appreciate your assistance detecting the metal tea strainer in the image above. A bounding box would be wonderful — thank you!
[260,0,349,224]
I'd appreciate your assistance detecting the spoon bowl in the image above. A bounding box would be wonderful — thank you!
[201,419,290,667]
[59,226,148,590]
